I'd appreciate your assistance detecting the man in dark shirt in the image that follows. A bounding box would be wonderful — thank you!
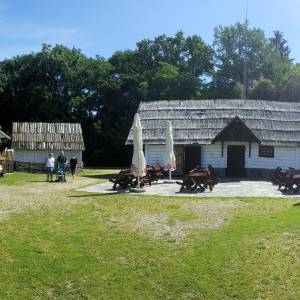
[57,151,67,164]
[70,156,78,181]
[57,151,68,181]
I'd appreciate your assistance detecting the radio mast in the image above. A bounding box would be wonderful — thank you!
[243,0,248,100]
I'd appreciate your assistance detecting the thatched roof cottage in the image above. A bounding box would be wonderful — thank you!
[12,122,85,169]
[127,99,300,177]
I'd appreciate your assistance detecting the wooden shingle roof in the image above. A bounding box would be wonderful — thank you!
[12,122,85,151]
[0,129,10,140]
[126,99,300,146]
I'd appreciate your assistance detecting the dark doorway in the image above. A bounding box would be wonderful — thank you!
[226,145,246,177]
[184,146,201,174]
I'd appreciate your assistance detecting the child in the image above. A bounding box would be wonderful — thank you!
[45,153,55,182]
[70,155,78,181]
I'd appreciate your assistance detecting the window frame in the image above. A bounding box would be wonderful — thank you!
[258,145,274,158]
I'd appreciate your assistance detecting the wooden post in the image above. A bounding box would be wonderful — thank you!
[221,141,224,158]
[249,142,251,158]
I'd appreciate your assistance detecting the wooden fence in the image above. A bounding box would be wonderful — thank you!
[0,149,14,174]
[3,160,14,173]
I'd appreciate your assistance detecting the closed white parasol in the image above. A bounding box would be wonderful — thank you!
[131,113,146,189]
[164,121,176,180]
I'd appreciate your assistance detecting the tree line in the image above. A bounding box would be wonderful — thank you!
[0,22,299,165]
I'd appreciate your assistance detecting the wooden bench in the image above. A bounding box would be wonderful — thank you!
[109,169,153,190]
[177,165,218,193]
[272,167,300,193]
[146,164,168,182]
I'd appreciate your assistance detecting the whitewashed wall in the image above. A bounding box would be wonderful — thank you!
[14,150,83,164]
[202,142,300,170]
[144,145,165,165]
[145,143,300,170]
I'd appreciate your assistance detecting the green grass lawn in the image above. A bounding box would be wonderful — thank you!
[0,170,300,299]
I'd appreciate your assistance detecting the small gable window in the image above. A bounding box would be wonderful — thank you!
[259,145,274,158]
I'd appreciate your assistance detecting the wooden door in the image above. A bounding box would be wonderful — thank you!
[226,145,246,177]
[184,146,201,174]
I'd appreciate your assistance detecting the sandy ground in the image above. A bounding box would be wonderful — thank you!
[134,200,247,242]
[0,176,97,219]
[1,174,298,243]
[78,179,300,198]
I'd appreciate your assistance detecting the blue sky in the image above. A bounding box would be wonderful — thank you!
[1,0,300,61]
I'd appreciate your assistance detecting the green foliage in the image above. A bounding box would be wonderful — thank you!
[212,24,293,98]
[146,62,201,100]
[250,78,276,100]
[135,31,214,77]
[213,23,265,84]
[232,82,244,98]
[278,64,300,101]
[0,27,298,165]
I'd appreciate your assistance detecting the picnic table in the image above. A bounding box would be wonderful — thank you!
[272,167,300,193]
[146,164,168,183]
[109,169,152,190]
[177,165,217,193]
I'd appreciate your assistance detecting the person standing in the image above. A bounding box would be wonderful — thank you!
[70,155,78,181]
[45,153,55,182]
[57,151,68,181]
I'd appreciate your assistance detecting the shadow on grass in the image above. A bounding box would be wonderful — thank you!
[293,202,300,207]
[27,180,63,183]
[69,193,121,197]
[27,180,47,183]
[80,173,117,180]
[280,189,300,196]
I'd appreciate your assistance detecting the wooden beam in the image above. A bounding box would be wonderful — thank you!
[221,141,224,157]
[249,142,251,158]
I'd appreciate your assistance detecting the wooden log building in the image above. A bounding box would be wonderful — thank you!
[12,122,85,171]
[126,99,300,177]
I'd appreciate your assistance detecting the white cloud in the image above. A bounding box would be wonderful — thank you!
[0,18,91,59]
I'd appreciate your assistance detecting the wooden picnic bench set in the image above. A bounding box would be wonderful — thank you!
[176,165,218,192]
[109,165,168,189]
[271,167,300,193]
[110,164,218,193]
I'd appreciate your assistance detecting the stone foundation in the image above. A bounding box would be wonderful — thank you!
[14,161,44,172]
[214,168,273,180]
[246,168,273,180]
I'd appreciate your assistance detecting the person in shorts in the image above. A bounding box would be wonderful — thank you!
[70,155,78,181]
[45,153,55,182]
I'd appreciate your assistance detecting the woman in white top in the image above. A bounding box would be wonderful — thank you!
[45,153,55,182]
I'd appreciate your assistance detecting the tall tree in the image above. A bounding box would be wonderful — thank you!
[278,64,300,101]
[212,23,266,97]
[135,31,214,78]
[211,24,292,98]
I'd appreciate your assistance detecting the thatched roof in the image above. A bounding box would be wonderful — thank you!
[0,129,10,140]
[12,122,85,151]
[126,99,300,146]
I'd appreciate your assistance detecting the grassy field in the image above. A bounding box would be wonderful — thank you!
[0,170,300,299]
